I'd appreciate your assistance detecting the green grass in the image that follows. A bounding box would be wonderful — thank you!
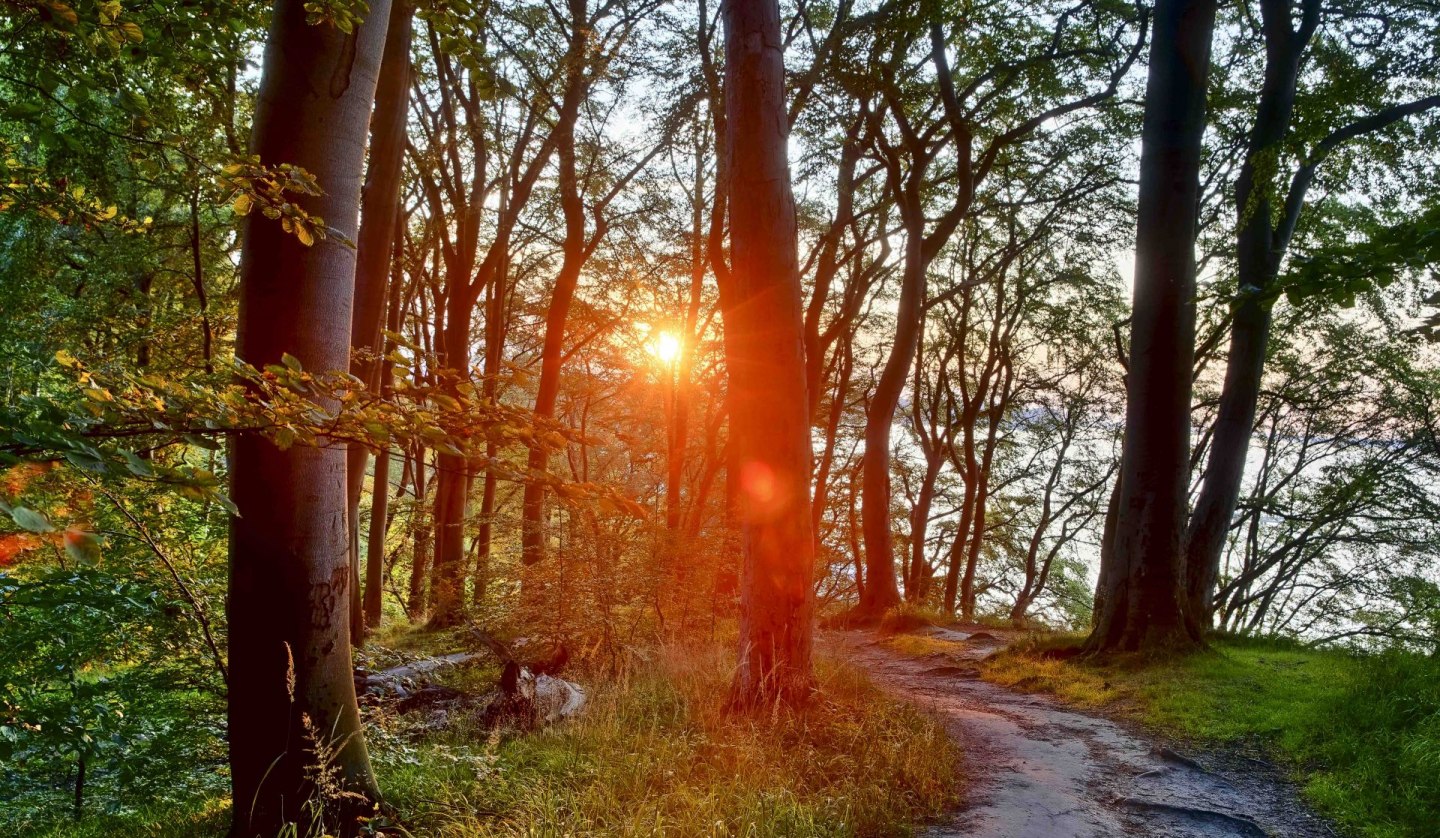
[977,633,1440,838]
[20,798,232,838]
[22,632,961,837]
[377,641,962,837]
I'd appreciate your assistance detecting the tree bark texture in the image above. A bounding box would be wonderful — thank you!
[721,0,817,706]
[1086,0,1216,653]
[228,1,391,834]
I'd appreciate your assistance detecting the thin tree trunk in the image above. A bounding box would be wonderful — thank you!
[227,1,389,833]
[857,198,922,615]
[363,238,407,628]
[427,304,473,627]
[522,7,590,564]
[406,444,430,616]
[810,338,852,539]
[345,0,414,642]
[721,0,816,706]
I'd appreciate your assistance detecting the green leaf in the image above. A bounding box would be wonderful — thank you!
[123,450,155,478]
[11,506,54,533]
[213,492,240,517]
[64,449,107,474]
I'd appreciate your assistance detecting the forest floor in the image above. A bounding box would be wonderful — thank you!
[825,626,1337,838]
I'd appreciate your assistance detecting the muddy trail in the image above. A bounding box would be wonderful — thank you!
[826,627,1336,838]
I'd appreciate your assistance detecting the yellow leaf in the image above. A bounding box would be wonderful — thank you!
[121,21,143,42]
[232,193,252,216]
[296,224,315,247]
[54,349,78,367]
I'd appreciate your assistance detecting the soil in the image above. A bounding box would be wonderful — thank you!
[825,626,1338,838]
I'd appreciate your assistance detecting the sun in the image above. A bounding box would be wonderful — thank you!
[651,330,682,365]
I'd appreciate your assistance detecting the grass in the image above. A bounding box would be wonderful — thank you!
[875,604,954,635]
[24,630,961,837]
[975,632,1440,838]
[377,640,962,837]
[20,798,232,838]
[881,633,970,659]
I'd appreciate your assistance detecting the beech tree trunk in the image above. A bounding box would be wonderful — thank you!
[721,0,816,706]
[1183,0,1316,627]
[363,243,407,627]
[227,1,390,834]
[522,2,591,565]
[406,444,430,615]
[856,194,923,616]
[427,303,473,627]
[345,0,413,641]
[1086,0,1216,653]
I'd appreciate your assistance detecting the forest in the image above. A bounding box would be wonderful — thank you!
[1,0,1438,835]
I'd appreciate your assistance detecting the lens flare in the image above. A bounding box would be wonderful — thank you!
[651,331,681,365]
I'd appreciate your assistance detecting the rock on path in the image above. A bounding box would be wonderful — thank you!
[826,627,1336,838]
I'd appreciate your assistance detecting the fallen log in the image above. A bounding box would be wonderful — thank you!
[353,626,587,730]
[356,652,481,699]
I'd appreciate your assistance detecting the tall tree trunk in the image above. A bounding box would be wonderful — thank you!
[428,305,472,627]
[406,444,430,616]
[363,239,407,628]
[721,0,816,706]
[522,7,590,564]
[1183,0,1315,627]
[345,0,414,642]
[227,1,390,834]
[810,337,853,538]
[857,194,923,616]
[363,448,392,627]
[471,274,507,606]
[942,413,980,614]
[669,142,707,533]
[1086,0,1216,653]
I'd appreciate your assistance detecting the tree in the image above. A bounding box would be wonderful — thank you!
[848,0,1145,617]
[1183,0,1440,626]
[720,0,816,706]
[521,0,659,569]
[226,1,391,833]
[1087,0,1217,653]
[348,0,414,641]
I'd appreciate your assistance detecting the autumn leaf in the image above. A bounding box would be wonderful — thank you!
[63,527,102,565]
[0,533,42,567]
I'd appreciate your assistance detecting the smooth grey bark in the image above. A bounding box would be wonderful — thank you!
[345,0,414,642]
[227,1,391,834]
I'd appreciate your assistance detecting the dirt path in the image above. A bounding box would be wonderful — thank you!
[825,627,1336,838]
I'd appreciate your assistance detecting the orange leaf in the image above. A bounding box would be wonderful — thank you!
[0,532,43,567]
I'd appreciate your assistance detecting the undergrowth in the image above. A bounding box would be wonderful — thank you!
[978,633,1440,838]
[379,641,962,837]
[19,631,962,837]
